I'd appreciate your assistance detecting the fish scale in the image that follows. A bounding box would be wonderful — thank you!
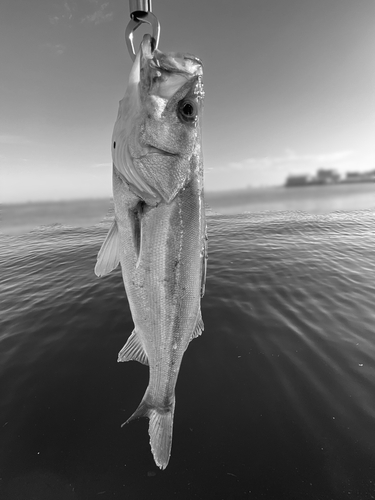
[95,35,206,469]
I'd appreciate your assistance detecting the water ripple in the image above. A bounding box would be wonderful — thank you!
[1,210,375,498]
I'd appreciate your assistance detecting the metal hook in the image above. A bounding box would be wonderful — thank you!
[125,0,160,60]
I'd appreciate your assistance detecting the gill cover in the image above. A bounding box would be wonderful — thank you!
[112,42,159,204]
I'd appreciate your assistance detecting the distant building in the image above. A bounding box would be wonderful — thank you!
[344,170,375,183]
[315,169,340,184]
[346,172,361,179]
[285,175,311,187]
[285,167,375,187]
[285,169,340,187]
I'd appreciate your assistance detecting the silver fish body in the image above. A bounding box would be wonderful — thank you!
[95,36,206,469]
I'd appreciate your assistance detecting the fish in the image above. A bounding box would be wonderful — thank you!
[94,34,207,470]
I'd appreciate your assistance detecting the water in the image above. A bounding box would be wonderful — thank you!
[1,207,375,499]
[207,183,375,215]
[2,182,375,235]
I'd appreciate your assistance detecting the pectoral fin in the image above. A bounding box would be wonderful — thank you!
[117,329,149,365]
[94,221,120,277]
[113,142,160,203]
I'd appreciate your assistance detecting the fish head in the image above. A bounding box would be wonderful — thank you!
[112,35,204,204]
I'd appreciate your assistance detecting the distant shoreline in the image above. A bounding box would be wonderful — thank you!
[2,183,375,234]
[285,179,375,188]
[2,182,375,207]
[0,197,113,207]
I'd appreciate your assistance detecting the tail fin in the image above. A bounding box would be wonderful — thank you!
[122,392,175,470]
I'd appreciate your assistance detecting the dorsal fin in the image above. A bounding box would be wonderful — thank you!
[94,221,120,277]
[201,225,208,297]
[117,329,149,365]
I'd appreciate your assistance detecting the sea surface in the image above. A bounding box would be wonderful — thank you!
[1,189,375,499]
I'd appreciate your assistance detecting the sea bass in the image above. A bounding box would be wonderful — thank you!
[94,35,207,469]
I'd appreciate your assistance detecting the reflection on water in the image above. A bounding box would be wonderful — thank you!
[0,199,112,235]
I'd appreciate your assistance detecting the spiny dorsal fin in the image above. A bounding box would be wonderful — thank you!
[117,329,149,365]
[201,223,208,297]
[94,221,120,277]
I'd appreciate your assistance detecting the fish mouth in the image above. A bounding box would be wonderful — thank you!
[146,145,178,157]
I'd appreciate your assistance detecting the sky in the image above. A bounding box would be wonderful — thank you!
[1,0,374,202]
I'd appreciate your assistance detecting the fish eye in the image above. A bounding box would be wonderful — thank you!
[177,99,197,123]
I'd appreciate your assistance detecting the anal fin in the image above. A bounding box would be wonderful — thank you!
[190,311,204,343]
[117,329,149,365]
[94,220,120,277]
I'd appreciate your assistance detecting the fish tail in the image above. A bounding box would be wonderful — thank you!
[148,403,175,470]
[122,392,175,470]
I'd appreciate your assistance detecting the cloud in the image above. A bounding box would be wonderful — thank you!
[0,135,32,145]
[49,15,60,24]
[42,43,66,55]
[49,2,73,24]
[227,149,354,171]
[308,151,355,163]
[48,1,112,26]
[81,2,113,25]
[64,2,73,19]
[91,162,112,168]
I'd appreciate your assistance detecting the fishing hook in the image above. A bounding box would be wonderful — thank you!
[125,0,160,60]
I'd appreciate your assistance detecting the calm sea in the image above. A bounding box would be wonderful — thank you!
[1,186,375,499]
